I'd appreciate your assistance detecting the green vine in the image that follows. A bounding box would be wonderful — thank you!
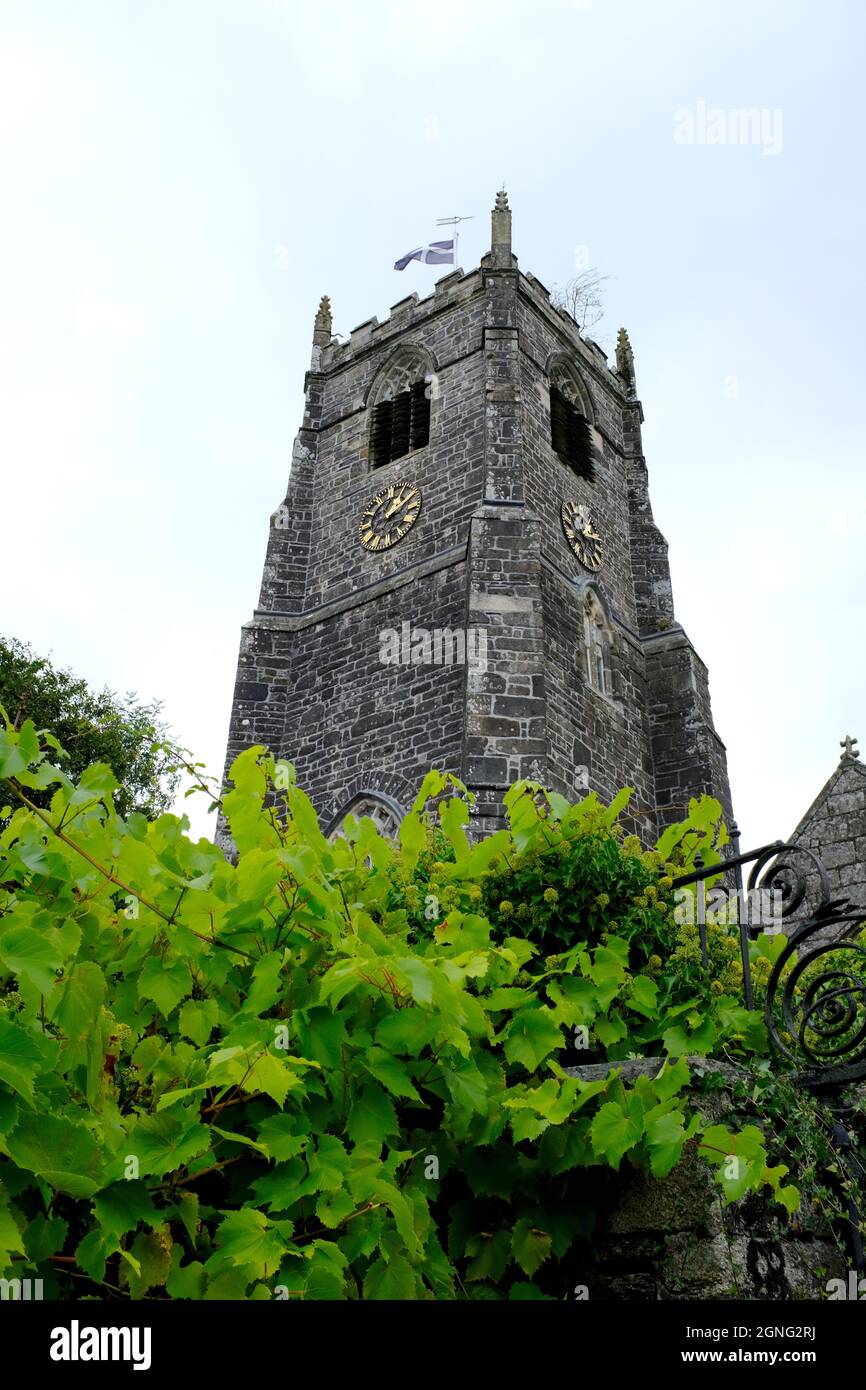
[0,720,806,1299]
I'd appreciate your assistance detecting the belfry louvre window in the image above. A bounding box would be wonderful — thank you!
[370,381,430,466]
[550,386,596,482]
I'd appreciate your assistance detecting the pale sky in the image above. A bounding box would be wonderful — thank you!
[1,0,863,849]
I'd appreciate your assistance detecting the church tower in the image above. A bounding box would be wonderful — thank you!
[221,193,732,841]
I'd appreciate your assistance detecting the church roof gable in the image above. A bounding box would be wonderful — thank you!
[789,738,866,843]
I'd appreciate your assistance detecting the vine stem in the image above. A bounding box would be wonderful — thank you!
[4,777,254,961]
[171,1157,241,1188]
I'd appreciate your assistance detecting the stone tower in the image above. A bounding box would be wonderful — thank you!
[221,193,732,841]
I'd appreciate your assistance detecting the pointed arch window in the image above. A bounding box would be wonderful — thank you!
[581,590,611,696]
[369,348,434,467]
[326,791,403,842]
[549,360,596,482]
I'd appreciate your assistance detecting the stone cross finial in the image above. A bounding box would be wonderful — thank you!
[495,188,509,211]
[840,734,860,763]
[313,295,333,348]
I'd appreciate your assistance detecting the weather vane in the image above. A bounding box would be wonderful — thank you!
[435,214,474,271]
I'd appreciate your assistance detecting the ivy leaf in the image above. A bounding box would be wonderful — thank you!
[346,1084,399,1146]
[589,1101,643,1169]
[373,1180,418,1256]
[254,1115,308,1163]
[122,1111,211,1181]
[398,811,426,873]
[70,762,119,802]
[213,1208,290,1278]
[466,1229,511,1282]
[595,1012,627,1046]
[686,1017,717,1053]
[167,1256,207,1299]
[374,1008,436,1056]
[661,1024,691,1057]
[245,1051,298,1108]
[0,924,63,996]
[250,1159,310,1211]
[121,1228,173,1299]
[716,1002,767,1052]
[700,1123,768,1201]
[178,999,219,1046]
[628,975,659,1019]
[365,1046,423,1102]
[296,1007,348,1069]
[0,1206,26,1271]
[653,1056,690,1101]
[503,1007,563,1073]
[24,1212,68,1263]
[439,797,470,861]
[246,953,284,1015]
[315,1188,355,1229]
[483,987,535,1012]
[138,956,191,1018]
[75,1228,114,1283]
[363,1254,418,1300]
[509,1108,549,1142]
[55,962,106,1068]
[444,1056,488,1114]
[172,1191,200,1245]
[318,959,364,1009]
[93,1181,157,1241]
[0,727,27,778]
[511,1218,552,1277]
[307,1134,350,1193]
[394,957,436,1007]
[774,1184,801,1215]
[0,1016,49,1105]
[6,1113,105,1197]
[645,1111,689,1177]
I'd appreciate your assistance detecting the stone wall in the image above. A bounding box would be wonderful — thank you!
[789,749,866,915]
[567,1059,848,1300]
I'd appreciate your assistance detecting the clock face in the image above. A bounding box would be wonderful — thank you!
[561,500,603,571]
[359,481,422,552]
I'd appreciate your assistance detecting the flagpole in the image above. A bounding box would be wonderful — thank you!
[436,214,474,273]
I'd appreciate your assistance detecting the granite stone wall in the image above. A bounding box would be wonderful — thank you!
[566,1059,848,1301]
[789,753,866,915]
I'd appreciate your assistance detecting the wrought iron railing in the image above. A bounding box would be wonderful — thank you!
[671,830,866,1268]
[670,824,866,1086]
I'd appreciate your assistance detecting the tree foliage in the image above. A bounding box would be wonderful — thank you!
[0,637,178,819]
[0,724,798,1300]
[550,268,610,334]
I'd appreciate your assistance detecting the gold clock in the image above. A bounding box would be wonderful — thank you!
[359,481,422,552]
[561,500,603,571]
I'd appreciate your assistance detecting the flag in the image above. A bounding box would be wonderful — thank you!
[394,240,454,271]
